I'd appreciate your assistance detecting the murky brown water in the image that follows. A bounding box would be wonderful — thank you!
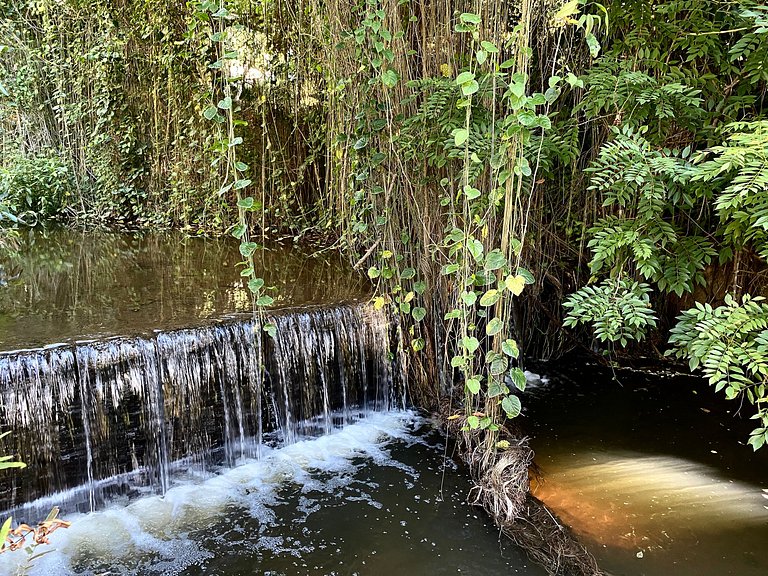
[524,364,768,576]
[0,228,367,351]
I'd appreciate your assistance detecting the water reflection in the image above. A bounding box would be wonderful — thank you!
[0,228,368,350]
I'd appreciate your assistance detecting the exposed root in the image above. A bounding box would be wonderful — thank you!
[441,404,604,576]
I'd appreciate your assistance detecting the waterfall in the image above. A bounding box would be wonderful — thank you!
[0,303,402,520]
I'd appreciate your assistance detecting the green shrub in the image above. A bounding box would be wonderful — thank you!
[0,155,76,221]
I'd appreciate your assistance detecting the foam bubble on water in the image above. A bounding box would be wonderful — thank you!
[0,410,419,576]
[523,371,549,388]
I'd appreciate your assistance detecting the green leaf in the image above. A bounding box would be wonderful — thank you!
[454,128,469,146]
[368,266,380,279]
[517,268,535,284]
[480,289,501,307]
[490,355,508,376]
[203,106,218,120]
[217,96,232,110]
[488,379,507,398]
[234,179,252,190]
[248,277,265,292]
[502,395,522,418]
[510,367,526,391]
[459,12,481,24]
[505,275,526,296]
[239,242,259,257]
[480,40,499,54]
[231,224,246,239]
[461,80,480,96]
[554,0,580,21]
[382,69,399,88]
[414,281,427,294]
[462,336,480,353]
[484,249,507,271]
[456,71,475,85]
[0,516,11,551]
[463,185,481,200]
[518,110,536,126]
[486,317,503,336]
[467,238,484,261]
[461,291,477,306]
[466,378,481,394]
[442,263,460,275]
[502,339,519,358]
[585,32,601,58]
[412,307,427,322]
[256,295,274,306]
[237,197,254,209]
[264,323,277,338]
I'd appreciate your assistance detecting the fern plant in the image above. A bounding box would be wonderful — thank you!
[729,5,768,86]
[691,121,768,260]
[563,279,657,346]
[580,59,704,141]
[582,127,716,294]
[668,295,768,450]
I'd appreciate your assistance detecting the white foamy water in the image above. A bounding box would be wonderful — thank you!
[523,371,549,388]
[0,410,420,576]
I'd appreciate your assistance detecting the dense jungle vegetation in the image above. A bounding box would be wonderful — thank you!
[1,0,767,450]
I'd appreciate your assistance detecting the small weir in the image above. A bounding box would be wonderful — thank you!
[0,230,551,576]
[0,303,401,516]
[0,232,547,576]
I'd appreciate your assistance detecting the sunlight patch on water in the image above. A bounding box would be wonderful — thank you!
[533,450,768,553]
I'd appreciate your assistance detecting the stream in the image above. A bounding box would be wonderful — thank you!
[1,230,766,575]
[0,411,544,576]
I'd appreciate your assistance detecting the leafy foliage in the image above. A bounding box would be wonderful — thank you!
[668,295,768,449]
[581,61,704,141]
[563,279,657,346]
[692,121,768,259]
[0,155,75,222]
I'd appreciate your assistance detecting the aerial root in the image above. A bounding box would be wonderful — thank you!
[441,403,604,576]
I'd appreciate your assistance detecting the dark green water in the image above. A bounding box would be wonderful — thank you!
[0,412,545,576]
